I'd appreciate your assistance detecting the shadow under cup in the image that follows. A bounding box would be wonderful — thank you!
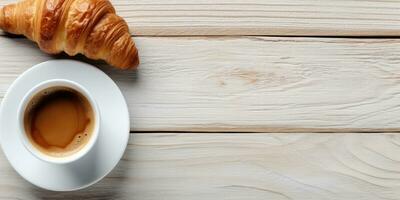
[17,79,100,164]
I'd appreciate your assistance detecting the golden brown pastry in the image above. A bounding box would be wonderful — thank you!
[0,0,139,69]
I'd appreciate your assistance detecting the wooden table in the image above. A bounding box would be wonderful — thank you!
[1,0,400,199]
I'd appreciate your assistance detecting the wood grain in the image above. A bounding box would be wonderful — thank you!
[0,133,400,199]
[1,36,400,132]
[2,0,400,36]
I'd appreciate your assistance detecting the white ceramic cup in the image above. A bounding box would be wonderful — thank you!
[17,79,100,164]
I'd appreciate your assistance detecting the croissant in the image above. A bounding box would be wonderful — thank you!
[0,0,139,69]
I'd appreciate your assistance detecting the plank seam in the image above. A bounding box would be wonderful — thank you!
[4,32,400,39]
[131,130,400,134]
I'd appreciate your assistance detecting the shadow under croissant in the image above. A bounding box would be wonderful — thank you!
[1,33,140,84]
[1,31,26,38]
[51,53,140,84]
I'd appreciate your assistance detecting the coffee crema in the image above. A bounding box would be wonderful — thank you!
[23,87,94,157]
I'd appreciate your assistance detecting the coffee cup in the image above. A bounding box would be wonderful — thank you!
[17,79,100,164]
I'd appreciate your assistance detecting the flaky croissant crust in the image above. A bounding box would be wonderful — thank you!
[0,0,139,69]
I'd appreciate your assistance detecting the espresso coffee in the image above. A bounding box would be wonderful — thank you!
[23,87,95,157]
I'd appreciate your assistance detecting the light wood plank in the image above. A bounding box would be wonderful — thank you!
[2,0,400,36]
[1,133,400,199]
[1,36,400,132]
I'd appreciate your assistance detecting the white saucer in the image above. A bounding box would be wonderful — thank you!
[0,60,130,191]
